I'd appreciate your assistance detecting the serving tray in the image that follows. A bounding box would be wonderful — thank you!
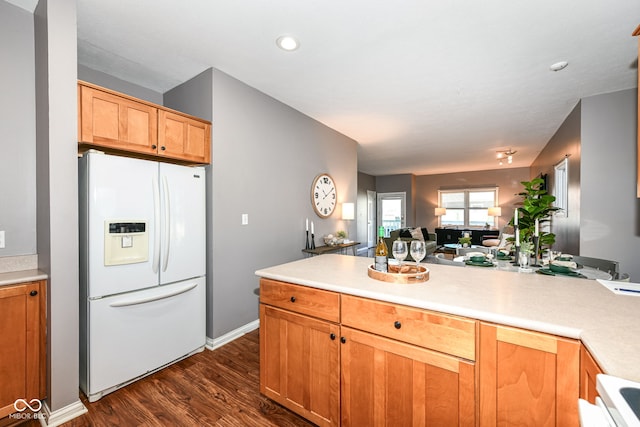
[367,264,430,284]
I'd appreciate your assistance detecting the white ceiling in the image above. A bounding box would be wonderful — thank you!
[10,0,640,175]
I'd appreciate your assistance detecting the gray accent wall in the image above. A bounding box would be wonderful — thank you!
[0,2,37,257]
[78,64,163,104]
[581,88,639,280]
[530,102,581,255]
[166,68,358,339]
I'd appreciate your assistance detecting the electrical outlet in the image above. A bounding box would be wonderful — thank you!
[0,230,5,248]
[241,214,249,225]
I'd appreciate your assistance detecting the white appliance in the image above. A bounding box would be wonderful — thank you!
[79,151,206,402]
[579,375,640,427]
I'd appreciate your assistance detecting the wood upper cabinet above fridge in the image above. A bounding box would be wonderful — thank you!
[78,81,211,165]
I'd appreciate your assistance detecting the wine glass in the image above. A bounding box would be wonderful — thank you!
[410,240,427,265]
[392,240,408,269]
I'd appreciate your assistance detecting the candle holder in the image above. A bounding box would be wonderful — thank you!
[531,235,542,267]
[305,230,310,250]
[311,233,316,249]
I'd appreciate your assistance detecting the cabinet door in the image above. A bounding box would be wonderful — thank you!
[341,326,475,427]
[158,110,211,164]
[259,304,340,427]
[479,323,580,427]
[580,345,603,404]
[79,84,158,154]
[0,281,45,418]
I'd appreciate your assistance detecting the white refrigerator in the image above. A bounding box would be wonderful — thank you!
[79,151,206,402]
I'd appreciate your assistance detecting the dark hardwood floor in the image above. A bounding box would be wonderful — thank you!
[8,329,314,427]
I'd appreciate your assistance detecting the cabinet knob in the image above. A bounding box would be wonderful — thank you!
[30,290,38,297]
[340,337,347,344]
[290,296,296,303]
[160,146,166,151]
[394,321,402,329]
[330,333,336,340]
[151,144,157,149]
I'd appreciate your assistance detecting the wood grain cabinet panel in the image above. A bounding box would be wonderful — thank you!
[580,345,603,404]
[260,278,340,323]
[259,304,340,427]
[0,281,46,419]
[340,326,475,427]
[158,110,211,164]
[78,81,211,165]
[341,294,476,360]
[79,83,158,155]
[479,322,580,427]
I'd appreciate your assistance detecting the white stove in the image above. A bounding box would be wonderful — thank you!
[579,374,640,427]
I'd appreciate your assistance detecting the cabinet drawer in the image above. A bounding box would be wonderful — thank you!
[260,279,340,323]
[341,294,476,360]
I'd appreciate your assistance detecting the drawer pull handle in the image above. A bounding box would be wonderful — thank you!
[30,290,38,297]
[290,296,296,303]
[394,321,402,329]
[152,144,157,149]
[340,337,347,344]
[330,333,336,340]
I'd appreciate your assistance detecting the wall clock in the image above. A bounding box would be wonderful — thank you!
[311,173,337,218]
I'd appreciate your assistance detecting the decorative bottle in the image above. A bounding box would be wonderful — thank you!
[374,226,388,272]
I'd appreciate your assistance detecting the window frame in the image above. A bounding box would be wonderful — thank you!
[438,187,499,228]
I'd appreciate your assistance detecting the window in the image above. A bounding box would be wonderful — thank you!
[554,158,568,217]
[438,188,498,228]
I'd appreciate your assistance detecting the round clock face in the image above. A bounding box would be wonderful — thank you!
[311,174,337,218]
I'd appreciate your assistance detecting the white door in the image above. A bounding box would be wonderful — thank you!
[159,163,206,285]
[82,152,159,298]
[377,192,406,236]
[367,190,376,248]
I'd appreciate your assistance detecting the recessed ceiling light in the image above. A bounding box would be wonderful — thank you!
[550,61,569,72]
[276,35,299,51]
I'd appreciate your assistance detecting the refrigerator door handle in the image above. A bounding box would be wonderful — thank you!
[162,175,171,272]
[152,177,161,274]
[108,282,198,307]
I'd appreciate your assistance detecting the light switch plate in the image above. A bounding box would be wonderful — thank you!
[241,214,249,225]
[0,230,5,248]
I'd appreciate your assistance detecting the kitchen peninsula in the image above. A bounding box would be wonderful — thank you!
[256,254,640,426]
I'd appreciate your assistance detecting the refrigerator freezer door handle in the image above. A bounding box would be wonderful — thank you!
[109,282,198,307]
[152,177,161,273]
[162,175,171,272]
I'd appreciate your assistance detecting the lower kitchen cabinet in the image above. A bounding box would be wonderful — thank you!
[0,280,46,419]
[259,304,340,427]
[580,345,603,404]
[340,326,475,427]
[479,322,580,427]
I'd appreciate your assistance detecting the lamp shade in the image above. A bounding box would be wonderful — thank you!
[487,207,502,217]
[434,207,447,216]
[342,202,355,220]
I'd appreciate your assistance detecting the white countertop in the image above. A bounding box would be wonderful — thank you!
[0,269,48,287]
[256,254,640,382]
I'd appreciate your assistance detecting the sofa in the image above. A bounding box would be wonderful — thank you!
[384,227,437,261]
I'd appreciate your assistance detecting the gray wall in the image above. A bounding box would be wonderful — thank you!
[581,88,639,279]
[35,0,82,414]
[415,168,530,234]
[165,68,358,339]
[78,64,163,104]
[0,2,36,257]
[530,102,581,255]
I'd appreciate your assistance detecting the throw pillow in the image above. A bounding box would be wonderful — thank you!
[410,227,425,241]
[499,233,514,249]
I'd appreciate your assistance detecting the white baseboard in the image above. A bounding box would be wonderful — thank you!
[39,399,87,427]
[206,319,260,350]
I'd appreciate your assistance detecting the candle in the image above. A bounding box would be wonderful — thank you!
[306,218,308,231]
[515,231,520,246]
[514,208,518,226]
[534,219,539,237]
[311,221,314,234]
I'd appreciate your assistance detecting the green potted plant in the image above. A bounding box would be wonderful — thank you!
[458,236,472,247]
[511,177,559,250]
